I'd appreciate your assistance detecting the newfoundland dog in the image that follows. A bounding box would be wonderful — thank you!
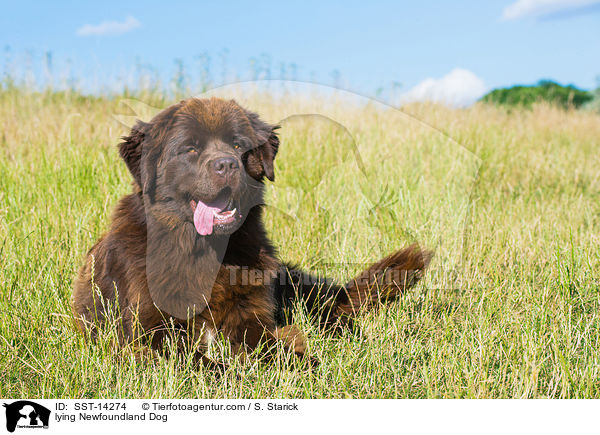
[72,97,431,365]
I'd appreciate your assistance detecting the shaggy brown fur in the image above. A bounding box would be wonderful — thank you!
[72,97,432,365]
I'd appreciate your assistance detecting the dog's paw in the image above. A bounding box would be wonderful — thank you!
[274,324,309,355]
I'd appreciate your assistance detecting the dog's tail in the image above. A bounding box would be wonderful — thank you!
[274,244,433,328]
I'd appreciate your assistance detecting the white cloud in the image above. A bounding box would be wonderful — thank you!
[400,68,487,108]
[502,0,600,20]
[77,16,141,36]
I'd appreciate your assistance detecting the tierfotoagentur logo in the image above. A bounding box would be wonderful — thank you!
[2,401,50,433]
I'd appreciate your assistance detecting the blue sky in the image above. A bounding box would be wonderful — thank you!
[1,0,599,105]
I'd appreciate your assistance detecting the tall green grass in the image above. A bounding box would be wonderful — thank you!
[0,87,599,398]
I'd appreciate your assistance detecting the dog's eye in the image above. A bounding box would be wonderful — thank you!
[186,147,197,154]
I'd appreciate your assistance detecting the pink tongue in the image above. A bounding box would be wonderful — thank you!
[193,197,229,235]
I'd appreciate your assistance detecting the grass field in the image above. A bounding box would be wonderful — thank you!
[0,86,599,398]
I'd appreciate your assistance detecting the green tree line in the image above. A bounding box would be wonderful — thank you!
[481,80,596,110]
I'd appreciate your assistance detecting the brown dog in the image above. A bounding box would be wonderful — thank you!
[72,97,431,365]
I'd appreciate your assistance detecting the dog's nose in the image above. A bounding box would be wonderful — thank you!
[211,156,239,177]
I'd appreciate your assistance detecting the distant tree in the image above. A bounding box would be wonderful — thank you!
[480,80,593,109]
[583,76,600,113]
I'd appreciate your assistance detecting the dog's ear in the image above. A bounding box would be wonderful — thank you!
[119,120,148,187]
[119,120,160,200]
[244,109,280,181]
[260,127,280,181]
[119,103,182,200]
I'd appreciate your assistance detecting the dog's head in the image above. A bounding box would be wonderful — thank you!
[119,97,279,237]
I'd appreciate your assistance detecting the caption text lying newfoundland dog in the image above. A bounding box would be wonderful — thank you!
[72,97,432,366]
